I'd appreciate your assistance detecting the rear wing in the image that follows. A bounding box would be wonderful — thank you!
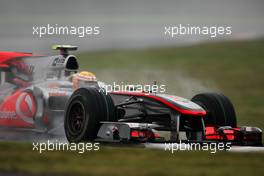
[0,52,33,65]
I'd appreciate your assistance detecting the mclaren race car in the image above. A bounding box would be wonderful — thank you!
[64,87,262,146]
[0,45,262,146]
[63,68,262,146]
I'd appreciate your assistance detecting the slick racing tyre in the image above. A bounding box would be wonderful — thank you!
[191,93,237,127]
[64,87,117,142]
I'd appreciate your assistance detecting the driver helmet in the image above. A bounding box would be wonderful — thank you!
[72,71,97,89]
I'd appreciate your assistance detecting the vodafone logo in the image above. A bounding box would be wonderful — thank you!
[16,92,36,124]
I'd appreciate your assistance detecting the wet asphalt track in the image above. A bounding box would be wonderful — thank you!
[0,127,67,142]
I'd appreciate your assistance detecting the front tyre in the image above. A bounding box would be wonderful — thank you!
[191,92,237,127]
[64,87,116,142]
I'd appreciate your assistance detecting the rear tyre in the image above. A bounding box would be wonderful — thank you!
[64,87,116,142]
[191,93,237,127]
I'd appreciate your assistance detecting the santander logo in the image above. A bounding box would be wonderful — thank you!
[16,92,36,124]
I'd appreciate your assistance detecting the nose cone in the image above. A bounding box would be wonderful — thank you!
[156,94,206,116]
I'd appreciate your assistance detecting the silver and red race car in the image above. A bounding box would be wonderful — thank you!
[0,45,262,146]
[64,87,262,146]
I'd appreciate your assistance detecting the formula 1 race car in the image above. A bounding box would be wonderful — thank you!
[0,45,81,133]
[64,80,263,145]
[0,45,262,146]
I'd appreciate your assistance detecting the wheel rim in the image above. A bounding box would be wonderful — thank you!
[68,101,85,135]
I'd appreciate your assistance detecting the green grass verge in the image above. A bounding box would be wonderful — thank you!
[0,142,264,176]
